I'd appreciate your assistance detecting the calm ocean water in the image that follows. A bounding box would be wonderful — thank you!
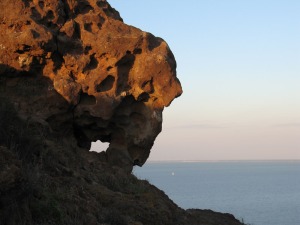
[133,161,300,225]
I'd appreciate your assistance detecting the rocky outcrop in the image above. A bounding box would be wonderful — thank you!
[0,0,182,171]
[0,98,245,225]
[0,1,246,225]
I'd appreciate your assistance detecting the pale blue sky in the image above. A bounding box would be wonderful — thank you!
[96,0,300,160]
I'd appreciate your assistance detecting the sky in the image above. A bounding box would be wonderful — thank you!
[93,0,300,161]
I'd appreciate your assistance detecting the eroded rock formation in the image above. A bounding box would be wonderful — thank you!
[0,0,182,171]
[0,1,247,225]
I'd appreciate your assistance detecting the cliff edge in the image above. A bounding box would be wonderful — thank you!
[0,1,245,224]
[0,0,182,171]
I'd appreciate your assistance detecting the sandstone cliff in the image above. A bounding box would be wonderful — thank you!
[0,1,245,224]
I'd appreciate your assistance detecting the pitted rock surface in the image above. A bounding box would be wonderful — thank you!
[0,0,182,171]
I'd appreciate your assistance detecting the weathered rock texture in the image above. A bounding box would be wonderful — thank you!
[0,99,246,225]
[0,1,246,225]
[0,0,182,171]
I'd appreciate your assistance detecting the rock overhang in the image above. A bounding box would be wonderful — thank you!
[0,0,182,171]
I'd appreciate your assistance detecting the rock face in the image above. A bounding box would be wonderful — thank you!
[0,100,246,225]
[0,1,247,225]
[0,0,182,171]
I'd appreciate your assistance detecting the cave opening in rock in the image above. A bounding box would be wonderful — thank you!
[90,140,109,153]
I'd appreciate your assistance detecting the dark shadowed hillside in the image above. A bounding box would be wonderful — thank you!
[0,100,245,225]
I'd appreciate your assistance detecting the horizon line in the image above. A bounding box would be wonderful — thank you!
[147,159,300,163]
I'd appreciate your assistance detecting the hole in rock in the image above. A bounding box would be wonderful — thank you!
[147,34,162,51]
[80,93,96,105]
[75,3,94,14]
[96,14,105,30]
[73,22,81,39]
[15,44,31,54]
[46,10,55,20]
[38,1,44,9]
[31,29,40,38]
[51,51,64,72]
[115,53,135,95]
[137,92,150,102]
[31,7,41,20]
[133,48,142,54]
[83,54,98,72]
[96,75,115,92]
[97,22,103,29]
[141,79,154,93]
[84,45,92,54]
[84,23,92,32]
[96,1,106,8]
[90,140,109,153]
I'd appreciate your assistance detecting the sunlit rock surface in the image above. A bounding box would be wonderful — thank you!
[0,0,182,171]
[0,1,246,225]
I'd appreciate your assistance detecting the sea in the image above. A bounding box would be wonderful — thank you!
[133,161,300,225]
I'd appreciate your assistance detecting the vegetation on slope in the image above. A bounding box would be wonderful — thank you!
[0,99,245,225]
